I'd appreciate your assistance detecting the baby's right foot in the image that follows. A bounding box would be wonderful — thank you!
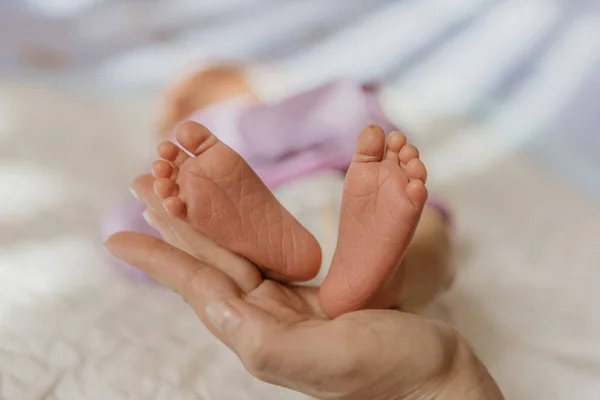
[151,121,321,281]
[320,125,428,317]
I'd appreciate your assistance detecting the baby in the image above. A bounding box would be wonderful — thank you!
[104,64,453,317]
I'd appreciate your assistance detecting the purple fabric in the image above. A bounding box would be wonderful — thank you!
[101,195,160,282]
[102,79,450,280]
[235,80,397,188]
[424,198,452,226]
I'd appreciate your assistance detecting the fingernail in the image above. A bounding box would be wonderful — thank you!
[142,210,154,227]
[130,187,140,200]
[206,301,241,338]
[103,241,113,254]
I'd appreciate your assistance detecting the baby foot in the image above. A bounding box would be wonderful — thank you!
[151,121,321,281]
[320,125,428,317]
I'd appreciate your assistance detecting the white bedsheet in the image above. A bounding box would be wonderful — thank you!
[1,79,600,400]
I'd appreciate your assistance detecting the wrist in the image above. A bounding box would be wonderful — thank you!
[346,321,464,400]
[378,325,505,400]
[331,320,503,400]
[434,333,505,400]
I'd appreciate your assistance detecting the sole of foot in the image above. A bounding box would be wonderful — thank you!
[151,121,322,282]
[320,125,428,317]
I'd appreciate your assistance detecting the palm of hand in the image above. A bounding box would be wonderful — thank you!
[181,247,448,400]
[245,278,325,322]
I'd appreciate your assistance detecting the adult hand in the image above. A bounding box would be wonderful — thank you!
[106,178,504,400]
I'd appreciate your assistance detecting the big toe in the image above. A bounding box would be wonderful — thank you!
[175,121,218,156]
[353,125,386,163]
[157,141,189,166]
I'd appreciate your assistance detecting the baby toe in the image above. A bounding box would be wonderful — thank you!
[384,131,407,162]
[163,197,186,219]
[406,180,428,209]
[154,178,179,199]
[399,144,420,166]
[405,158,427,183]
[152,160,176,180]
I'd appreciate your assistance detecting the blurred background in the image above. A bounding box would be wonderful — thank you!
[1,0,599,399]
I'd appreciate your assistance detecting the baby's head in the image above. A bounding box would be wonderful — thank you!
[157,64,258,136]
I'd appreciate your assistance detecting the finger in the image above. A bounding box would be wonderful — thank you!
[105,231,247,345]
[142,208,191,253]
[131,174,262,293]
[105,230,331,394]
[105,231,241,301]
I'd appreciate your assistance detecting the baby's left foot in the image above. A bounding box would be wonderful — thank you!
[320,125,428,317]
[151,122,321,281]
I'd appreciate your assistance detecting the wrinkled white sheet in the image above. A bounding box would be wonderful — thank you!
[1,80,600,400]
